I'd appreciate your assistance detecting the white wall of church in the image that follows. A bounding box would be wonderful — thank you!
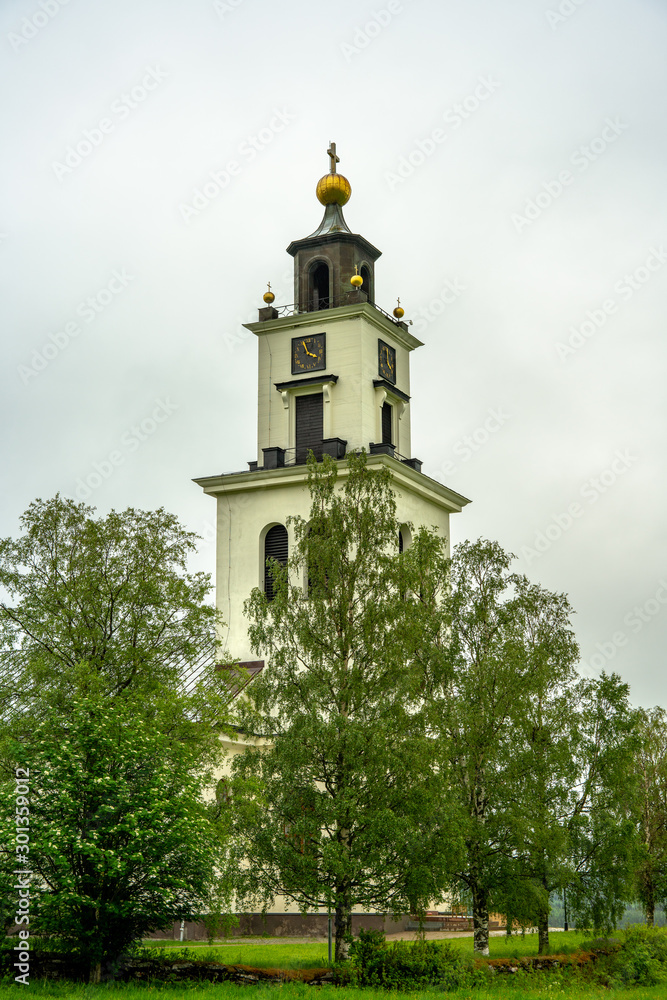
[252,307,417,464]
[213,463,452,663]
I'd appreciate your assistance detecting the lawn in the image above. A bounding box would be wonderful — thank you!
[139,930,589,968]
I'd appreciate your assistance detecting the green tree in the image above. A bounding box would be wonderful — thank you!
[231,452,461,961]
[429,540,580,956]
[0,496,232,980]
[1,678,225,982]
[631,706,667,925]
[509,671,638,952]
[564,673,640,933]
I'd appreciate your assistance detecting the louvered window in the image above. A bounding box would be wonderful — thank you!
[264,524,288,601]
[296,394,324,464]
[382,402,393,445]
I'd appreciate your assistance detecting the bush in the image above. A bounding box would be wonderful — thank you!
[348,928,483,990]
[605,925,667,986]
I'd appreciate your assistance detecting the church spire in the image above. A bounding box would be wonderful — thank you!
[311,140,353,236]
[287,143,380,311]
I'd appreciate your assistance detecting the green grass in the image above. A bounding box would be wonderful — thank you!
[1,981,667,999]
[140,941,331,969]
[139,931,589,968]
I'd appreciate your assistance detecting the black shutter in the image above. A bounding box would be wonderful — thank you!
[296,394,324,464]
[382,402,393,445]
[264,524,288,601]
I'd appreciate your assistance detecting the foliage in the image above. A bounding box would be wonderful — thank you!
[347,928,482,990]
[632,708,667,925]
[564,674,640,934]
[0,497,233,981]
[601,925,667,986]
[427,539,581,955]
[232,452,462,961]
[0,682,227,981]
[0,497,221,708]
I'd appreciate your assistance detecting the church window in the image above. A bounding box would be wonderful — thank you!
[381,402,393,446]
[308,262,330,311]
[295,393,324,464]
[264,524,288,601]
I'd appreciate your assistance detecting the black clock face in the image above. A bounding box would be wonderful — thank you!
[292,333,326,374]
[378,340,396,384]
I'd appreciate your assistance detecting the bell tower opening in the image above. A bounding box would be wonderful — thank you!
[360,264,372,303]
[309,262,330,311]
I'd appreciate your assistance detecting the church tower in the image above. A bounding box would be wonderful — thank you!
[194,145,470,661]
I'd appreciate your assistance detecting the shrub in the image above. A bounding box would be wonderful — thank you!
[605,925,667,986]
[348,928,483,990]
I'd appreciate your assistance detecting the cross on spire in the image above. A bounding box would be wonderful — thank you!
[327,141,339,174]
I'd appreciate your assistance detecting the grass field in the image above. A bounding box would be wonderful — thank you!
[2,929,662,997]
[139,930,590,968]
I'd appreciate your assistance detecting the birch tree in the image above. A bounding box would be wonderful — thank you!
[429,540,579,956]
[232,452,461,961]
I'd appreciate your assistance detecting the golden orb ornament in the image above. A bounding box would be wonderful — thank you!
[393,297,405,320]
[350,265,363,288]
[263,282,275,305]
[316,172,351,206]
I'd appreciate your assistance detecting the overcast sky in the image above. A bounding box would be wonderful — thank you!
[1,0,665,708]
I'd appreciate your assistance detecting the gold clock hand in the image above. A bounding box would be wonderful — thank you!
[302,340,317,357]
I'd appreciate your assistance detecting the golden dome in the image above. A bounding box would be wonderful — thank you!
[350,265,363,288]
[316,173,351,206]
[263,282,275,304]
[393,298,404,320]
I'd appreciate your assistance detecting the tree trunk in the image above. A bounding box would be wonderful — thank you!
[89,962,102,984]
[471,882,490,956]
[645,876,655,927]
[537,906,549,954]
[334,894,352,962]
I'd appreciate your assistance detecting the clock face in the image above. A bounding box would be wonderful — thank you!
[292,333,326,374]
[378,340,396,384]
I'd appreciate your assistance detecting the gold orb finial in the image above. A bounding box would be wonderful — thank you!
[350,265,363,288]
[316,140,351,205]
[317,173,351,206]
[263,282,275,305]
[393,297,405,320]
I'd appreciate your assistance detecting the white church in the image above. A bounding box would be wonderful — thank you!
[192,144,471,937]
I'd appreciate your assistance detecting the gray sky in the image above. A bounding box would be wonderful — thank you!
[1,0,665,707]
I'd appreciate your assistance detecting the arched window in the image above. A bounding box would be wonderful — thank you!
[264,524,288,601]
[308,262,329,311]
[360,264,373,303]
